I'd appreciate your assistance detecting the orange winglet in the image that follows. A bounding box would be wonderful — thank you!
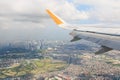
[46,9,63,25]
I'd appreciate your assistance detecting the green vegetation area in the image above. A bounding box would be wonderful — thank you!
[0,59,67,79]
[94,55,120,67]
[104,58,120,67]
[106,61,120,67]
[112,64,120,66]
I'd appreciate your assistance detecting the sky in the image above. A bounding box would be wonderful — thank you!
[0,0,120,42]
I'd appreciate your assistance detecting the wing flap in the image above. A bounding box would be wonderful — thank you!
[70,30,120,51]
[95,46,113,54]
[71,36,81,42]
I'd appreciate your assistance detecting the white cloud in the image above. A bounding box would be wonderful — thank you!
[0,0,120,29]
[73,0,120,24]
[0,0,120,41]
[0,0,89,30]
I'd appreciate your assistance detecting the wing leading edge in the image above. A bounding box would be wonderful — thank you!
[46,9,120,54]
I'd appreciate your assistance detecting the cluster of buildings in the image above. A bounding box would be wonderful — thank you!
[0,40,120,80]
[0,59,23,68]
[0,40,44,54]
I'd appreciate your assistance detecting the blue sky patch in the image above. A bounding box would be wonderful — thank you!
[67,0,73,3]
[76,4,93,11]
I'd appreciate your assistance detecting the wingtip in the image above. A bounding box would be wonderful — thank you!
[46,9,49,12]
[46,9,64,25]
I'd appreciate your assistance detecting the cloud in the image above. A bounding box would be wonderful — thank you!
[0,0,120,41]
[0,0,89,29]
[0,0,49,26]
[72,0,120,24]
[0,0,83,41]
[0,0,120,29]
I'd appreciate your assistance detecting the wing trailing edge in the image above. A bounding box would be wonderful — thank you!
[95,46,113,54]
[71,36,81,42]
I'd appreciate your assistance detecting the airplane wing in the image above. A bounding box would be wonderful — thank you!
[46,9,120,54]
